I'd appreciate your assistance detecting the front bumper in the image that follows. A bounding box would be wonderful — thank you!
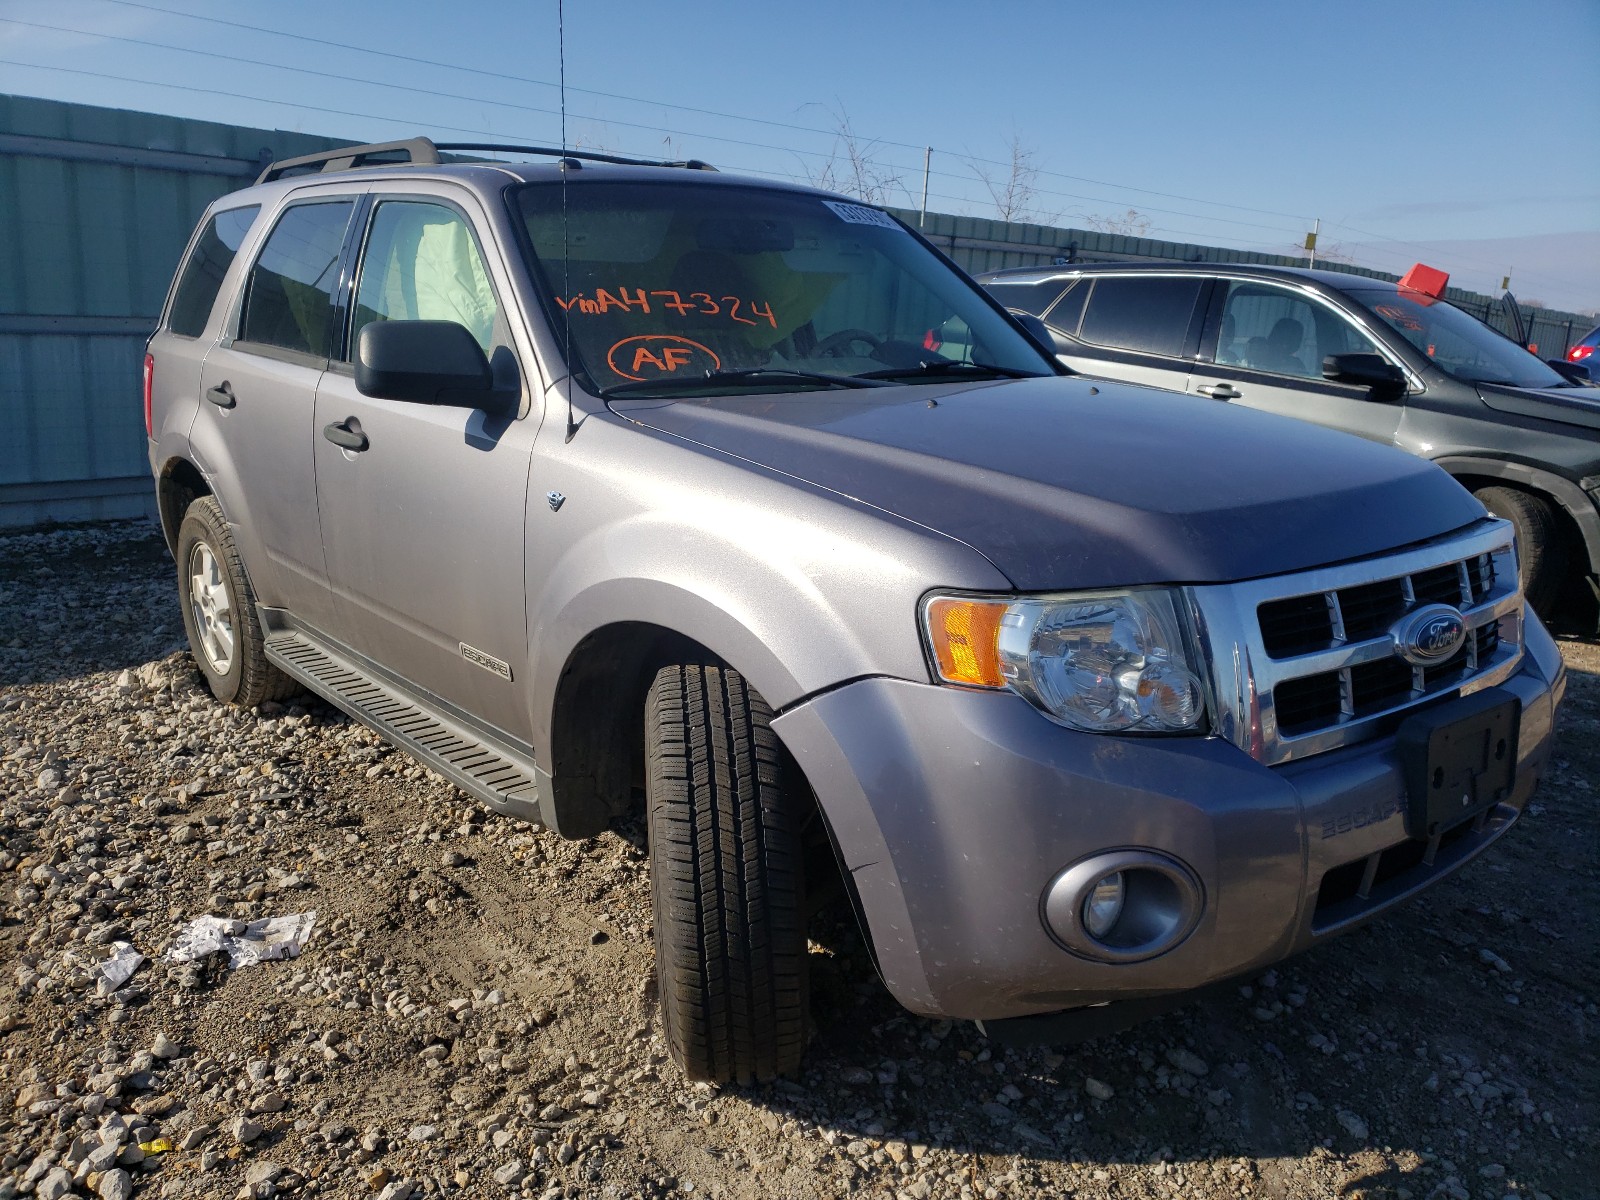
[770,613,1565,1022]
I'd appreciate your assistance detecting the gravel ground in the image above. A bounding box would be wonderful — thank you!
[1,520,1595,1200]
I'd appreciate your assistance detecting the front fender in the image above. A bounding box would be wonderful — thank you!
[523,412,1013,809]
[529,504,1008,756]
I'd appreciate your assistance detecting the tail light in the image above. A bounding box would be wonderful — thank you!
[1571,345,1594,363]
[142,353,154,437]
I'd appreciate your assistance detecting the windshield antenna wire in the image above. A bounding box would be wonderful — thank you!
[559,0,577,443]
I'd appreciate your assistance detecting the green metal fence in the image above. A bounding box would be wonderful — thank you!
[0,94,348,527]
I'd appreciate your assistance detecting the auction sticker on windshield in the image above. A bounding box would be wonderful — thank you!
[822,201,899,229]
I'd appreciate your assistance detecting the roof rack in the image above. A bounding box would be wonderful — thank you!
[254,136,715,185]
[434,143,717,172]
[255,137,441,184]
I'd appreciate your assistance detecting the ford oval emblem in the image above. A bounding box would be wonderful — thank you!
[1391,604,1467,666]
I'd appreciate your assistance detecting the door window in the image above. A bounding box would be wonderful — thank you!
[168,206,260,338]
[352,201,500,354]
[1077,277,1205,358]
[1216,281,1381,378]
[237,201,355,358]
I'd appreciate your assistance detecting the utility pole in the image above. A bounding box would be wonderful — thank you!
[1305,218,1320,268]
[920,147,931,227]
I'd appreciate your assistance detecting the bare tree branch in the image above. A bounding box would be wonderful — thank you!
[799,103,906,206]
[970,136,1060,225]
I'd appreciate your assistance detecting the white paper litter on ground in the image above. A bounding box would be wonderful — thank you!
[95,941,145,995]
[165,911,317,969]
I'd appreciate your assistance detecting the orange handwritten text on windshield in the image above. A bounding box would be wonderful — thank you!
[557,287,777,329]
[605,335,721,381]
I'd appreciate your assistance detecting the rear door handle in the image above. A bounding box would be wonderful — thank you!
[1196,383,1241,400]
[205,382,235,408]
[322,419,369,452]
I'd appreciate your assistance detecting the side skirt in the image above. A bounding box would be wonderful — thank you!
[261,617,545,828]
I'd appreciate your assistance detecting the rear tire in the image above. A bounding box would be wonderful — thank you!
[176,497,297,707]
[645,663,807,1083]
[1472,485,1568,616]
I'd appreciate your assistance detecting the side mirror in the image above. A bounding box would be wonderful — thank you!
[356,320,494,405]
[1007,309,1061,359]
[1547,358,1592,385]
[1323,353,1405,395]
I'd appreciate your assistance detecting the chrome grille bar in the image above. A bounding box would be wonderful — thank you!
[1188,519,1523,766]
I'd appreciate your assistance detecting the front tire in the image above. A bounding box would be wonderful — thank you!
[1473,485,1568,616]
[175,497,296,706]
[646,664,807,1083]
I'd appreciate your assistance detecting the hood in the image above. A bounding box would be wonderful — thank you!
[1477,381,1600,432]
[611,376,1485,590]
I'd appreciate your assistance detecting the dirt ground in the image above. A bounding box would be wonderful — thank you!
[0,521,1595,1200]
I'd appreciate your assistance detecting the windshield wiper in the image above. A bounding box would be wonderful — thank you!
[855,360,1046,382]
[600,368,889,397]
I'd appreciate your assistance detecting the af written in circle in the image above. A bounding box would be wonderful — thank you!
[606,335,721,381]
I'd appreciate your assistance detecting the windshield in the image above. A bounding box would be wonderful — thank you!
[515,181,1051,396]
[1350,288,1568,389]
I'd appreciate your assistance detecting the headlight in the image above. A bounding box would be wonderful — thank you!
[922,588,1208,734]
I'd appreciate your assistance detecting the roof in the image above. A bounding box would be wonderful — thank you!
[980,260,1404,295]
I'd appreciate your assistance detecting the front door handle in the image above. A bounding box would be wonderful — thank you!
[1196,383,1241,400]
[322,419,369,452]
[205,382,235,408]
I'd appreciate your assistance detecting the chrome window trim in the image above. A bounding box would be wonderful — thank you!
[1187,518,1522,765]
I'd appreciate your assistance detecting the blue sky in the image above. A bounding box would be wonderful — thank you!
[3,0,1598,311]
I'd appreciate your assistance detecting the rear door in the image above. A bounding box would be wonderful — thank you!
[191,195,359,632]
[1052,274,1208,393]
[312,188,542,742]
[1188,278,1405,445]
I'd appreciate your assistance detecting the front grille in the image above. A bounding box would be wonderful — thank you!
[1194,519,1524,766]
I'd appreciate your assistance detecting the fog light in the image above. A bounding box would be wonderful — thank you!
[1082,872,1125,939]
[1042,850,1203,963]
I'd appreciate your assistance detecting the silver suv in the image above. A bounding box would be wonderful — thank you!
[146,138,1567,1083]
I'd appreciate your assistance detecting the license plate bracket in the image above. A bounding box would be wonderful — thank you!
[1396,689,1519,840]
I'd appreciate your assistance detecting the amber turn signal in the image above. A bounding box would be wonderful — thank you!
[924,597,1008,688]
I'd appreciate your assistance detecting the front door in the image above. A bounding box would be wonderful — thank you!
[312,194,540,742]
[1189,279,1405,445]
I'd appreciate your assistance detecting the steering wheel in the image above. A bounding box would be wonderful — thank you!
[812,328,883,358]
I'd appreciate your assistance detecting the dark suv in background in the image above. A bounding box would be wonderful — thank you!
[980,262,1600,617]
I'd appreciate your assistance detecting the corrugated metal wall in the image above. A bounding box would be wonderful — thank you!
[0,94,347,527]
[1,94,1593,530]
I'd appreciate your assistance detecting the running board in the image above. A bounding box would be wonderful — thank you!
[263,630,544,828]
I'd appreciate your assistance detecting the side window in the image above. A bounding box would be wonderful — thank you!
[168,206,260,338]
[352,201,499,354]
[1041,280,1087,337]
[1077,277,1205,357]
[984,278,1068,318]
[237,201,355,358]
[1218,281,1381,378]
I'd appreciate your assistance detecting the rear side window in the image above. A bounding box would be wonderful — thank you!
[168,206,259,338]
[238,201,356,358]
[1078,277,1205,357]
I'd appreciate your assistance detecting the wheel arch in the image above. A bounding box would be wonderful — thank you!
[1434,456,1600,576]
[156,457,213,557]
